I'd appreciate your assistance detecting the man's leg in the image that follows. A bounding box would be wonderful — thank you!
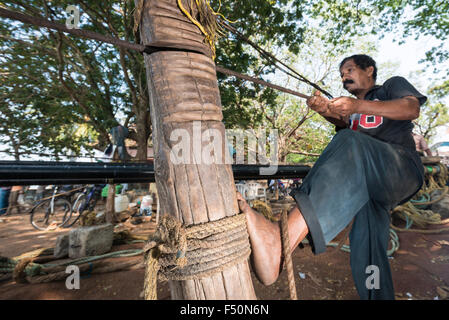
[239,129,423,289]
[6,191,18,215]
[238,129,368,285]
[237,193,308,285]
[349,200,394,300]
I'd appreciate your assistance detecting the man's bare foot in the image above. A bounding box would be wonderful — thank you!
[237,193,309,286]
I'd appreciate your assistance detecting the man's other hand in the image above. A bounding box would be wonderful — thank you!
[306,91,330,115]
[329,96,360,118]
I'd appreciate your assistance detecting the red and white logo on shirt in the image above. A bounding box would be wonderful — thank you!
[350,114,384,130]
[350,99,383,130]
[359,114,383,129]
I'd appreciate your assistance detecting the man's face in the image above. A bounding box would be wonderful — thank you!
[339,59,374,95]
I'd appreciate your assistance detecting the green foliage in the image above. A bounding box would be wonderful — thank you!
[211,0,369,162]
[0,21,86,159]
[213,0,308,129]
[430,80,449,99]
[367,0,449,81]
[0,0,148,159]
[413,85,449,143]
[1,0,447,162]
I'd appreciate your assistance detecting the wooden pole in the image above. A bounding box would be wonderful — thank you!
[138,0,256,299]
[106,150,119,224]
[105,183,116,224]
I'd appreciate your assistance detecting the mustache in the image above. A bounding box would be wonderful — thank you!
[343,79,354,89]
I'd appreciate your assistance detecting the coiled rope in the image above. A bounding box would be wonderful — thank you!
[143,213,251,300]
[5,249,144,284]
[0,232,146,284]
[392,163,449,234]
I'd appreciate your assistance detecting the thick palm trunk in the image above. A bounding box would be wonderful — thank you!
[138,0,256,299]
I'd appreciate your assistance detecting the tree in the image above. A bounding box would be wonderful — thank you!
[0,28,88,160]
[413,84,449,142]
[0,0,384,161]
[0,0,150,160]
[367,0,449,97]
[368,0,449,62]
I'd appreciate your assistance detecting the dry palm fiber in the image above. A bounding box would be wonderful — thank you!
[252,200,279,222]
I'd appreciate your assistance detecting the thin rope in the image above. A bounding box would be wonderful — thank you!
[280,208,298,300]
[216,66,310,99]
[177,0,216,58]
[1,248,144,284]
[220,22,334,99]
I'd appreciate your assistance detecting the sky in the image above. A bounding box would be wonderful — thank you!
[378,33,447,88]
[377,34,449,145]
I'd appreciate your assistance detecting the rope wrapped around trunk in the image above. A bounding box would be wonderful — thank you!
[143,213,251,300]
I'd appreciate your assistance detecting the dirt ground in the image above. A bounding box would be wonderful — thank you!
[1,211,449,300]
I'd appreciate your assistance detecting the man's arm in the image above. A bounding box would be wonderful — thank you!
[329,96,420,121]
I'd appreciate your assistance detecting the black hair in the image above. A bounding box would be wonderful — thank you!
[340,54,377,81]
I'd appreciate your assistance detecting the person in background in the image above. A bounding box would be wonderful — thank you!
[412,132,432,157]
[34,185,45,202]
[0,186,11,216]
[6,185,23,215]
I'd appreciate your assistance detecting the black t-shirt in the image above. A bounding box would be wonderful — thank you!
[347,76,427,150]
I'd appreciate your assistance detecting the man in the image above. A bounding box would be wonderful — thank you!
[6,185,23,215]
[237,54,426,300]
[412,132,432,156]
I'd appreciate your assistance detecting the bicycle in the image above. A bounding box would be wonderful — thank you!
[64,184,104,228]
[30,186,74,231]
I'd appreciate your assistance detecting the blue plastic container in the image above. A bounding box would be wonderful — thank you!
[0,187,11,215]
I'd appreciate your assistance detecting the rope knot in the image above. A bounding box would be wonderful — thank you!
[144,215,188,268]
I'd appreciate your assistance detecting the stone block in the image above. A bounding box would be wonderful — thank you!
[54,233,69,259]
[68,223,114,258]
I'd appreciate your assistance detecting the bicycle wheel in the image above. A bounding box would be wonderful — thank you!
[64,194,87,228]
[30,198,72,231]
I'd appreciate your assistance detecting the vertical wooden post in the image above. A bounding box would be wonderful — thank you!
[138,0,256,299]
[105,184,116,224]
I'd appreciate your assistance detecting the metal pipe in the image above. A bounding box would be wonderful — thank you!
[0,161,311,186]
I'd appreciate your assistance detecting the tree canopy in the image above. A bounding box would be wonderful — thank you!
[0,0,447,162]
